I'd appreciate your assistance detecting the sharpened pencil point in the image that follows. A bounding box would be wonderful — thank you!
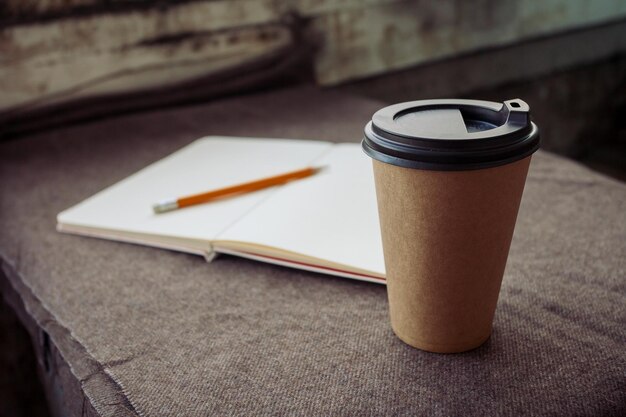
[153,199,179,214]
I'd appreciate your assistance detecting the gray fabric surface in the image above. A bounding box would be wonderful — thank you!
[1,85,625,416]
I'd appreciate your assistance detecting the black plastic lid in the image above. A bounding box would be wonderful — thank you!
[362,98,540,170]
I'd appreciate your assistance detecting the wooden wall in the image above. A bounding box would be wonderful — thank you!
[1,0,625,115]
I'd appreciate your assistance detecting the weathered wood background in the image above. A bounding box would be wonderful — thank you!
[1,0,625,116]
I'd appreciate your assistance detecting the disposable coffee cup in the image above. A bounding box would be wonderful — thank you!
[362,99,540,353]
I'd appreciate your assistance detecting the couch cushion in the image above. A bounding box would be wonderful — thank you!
[1,85,625,416]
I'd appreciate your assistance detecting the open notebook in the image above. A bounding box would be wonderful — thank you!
[57,137,386,283]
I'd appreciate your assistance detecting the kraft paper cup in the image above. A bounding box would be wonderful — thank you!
[363,99,540,353]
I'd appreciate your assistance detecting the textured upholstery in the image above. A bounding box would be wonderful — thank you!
[1,86,625,416]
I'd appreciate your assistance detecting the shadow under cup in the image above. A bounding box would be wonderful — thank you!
[363,98,540,353]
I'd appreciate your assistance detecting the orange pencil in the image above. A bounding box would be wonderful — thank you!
[153,166,324,213]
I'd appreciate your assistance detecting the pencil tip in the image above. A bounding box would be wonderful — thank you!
[153,199,179,214]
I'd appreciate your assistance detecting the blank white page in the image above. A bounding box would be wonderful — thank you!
[217,143,385,275]
[58,137,333,243]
